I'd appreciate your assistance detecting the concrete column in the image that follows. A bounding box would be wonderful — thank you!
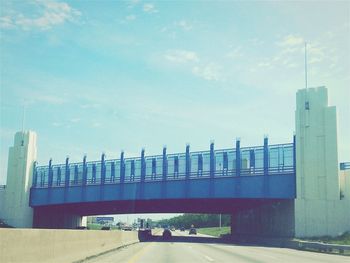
[295,86,350,237]
[0,131,37,228]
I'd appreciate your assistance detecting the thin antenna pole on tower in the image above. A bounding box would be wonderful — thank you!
[21,105,25,133]
[21,104,26,146]
[305,42,308,90]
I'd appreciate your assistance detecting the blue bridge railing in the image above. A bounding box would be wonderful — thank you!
[32,138,296,189]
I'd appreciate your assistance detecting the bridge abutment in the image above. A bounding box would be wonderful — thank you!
[230,200,295,238]
[33,207,82,229]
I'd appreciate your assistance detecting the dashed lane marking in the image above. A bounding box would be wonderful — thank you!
[204,255,214,262]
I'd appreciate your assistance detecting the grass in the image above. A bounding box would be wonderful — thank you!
[87,223,121,230]
[197,226,231,237]
[301,232,350,245]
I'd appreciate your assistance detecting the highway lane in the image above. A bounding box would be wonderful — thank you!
[86,230,350,263]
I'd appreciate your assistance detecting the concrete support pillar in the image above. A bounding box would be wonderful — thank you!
[0,131,37,228]
[295,86,350,237]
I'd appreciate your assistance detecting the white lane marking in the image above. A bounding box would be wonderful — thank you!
[204,255,214,262]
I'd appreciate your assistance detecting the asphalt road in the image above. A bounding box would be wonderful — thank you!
[86,230,350,263]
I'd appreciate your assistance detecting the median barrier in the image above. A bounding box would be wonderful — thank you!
[0,228,139,263]
[227,234,350,255]
[293,240,350,255]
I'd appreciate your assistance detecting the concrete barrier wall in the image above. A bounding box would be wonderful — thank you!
[0,228,139,263]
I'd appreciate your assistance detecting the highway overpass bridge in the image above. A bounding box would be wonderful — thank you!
[0,86,349,238]
[30,139,296,236]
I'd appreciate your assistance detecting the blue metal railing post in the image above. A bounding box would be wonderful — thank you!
[152,158,156,180]
[65,157,70,187]
[210,142,215,178]
[174,156,179,178]
[249,149,255,173]
[141,149,146,182]
[264,137,269,176]
[131,160,135,181]
[162,147,167,181]
[101,153,106,185]
[186,144,190,179]
[57,167,61,186]
[82,155,87,186]
[92,164,96,183]
[120,151,125,183]
[236,139,241,176]
[32,161,37,187]
[48,159,53,188]
[111,162,115,182]
[198,154,203,177]
[293,135,296,174]
[74,165,78,184]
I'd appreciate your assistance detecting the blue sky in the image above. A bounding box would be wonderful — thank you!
[1,0,349,190]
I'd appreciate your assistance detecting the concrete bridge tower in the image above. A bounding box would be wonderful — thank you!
[295,86,350,237]
[1,131,37,227]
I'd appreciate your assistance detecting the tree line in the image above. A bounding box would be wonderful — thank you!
[156,214,231,229]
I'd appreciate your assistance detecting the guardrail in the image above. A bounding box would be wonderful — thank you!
[295,240,350,254]
[227,235,350,255]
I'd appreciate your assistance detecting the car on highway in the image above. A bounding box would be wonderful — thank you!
[122,226,132,231]
[180,227,185,231]
[162,228,172,239]
[189,227,197,235]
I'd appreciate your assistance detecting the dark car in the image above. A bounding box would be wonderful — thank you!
[189,228,197,235]
[162,228,172,239]
[180,227,185,231]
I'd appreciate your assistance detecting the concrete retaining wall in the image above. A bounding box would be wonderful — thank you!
[0,228,139,263]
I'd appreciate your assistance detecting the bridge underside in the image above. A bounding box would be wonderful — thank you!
[33,197,294,236]
[31,174,296,234]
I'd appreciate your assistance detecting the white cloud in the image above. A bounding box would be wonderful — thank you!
[31,94,67,105]
[0,16,15,29]
[127,0,140,8]
[80,103,100,109]
[126,15,136,21]
[143,3,158,13]
[278,35,304,47]
[175,20,192,31]
[70,118,80,123]
[0,0,81,31]
[164,50,199,63]
[192,63,222,81]
[92,122,101,127]
[52,122,63,127]
[227,47,243,58]
[258,62,272,68]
